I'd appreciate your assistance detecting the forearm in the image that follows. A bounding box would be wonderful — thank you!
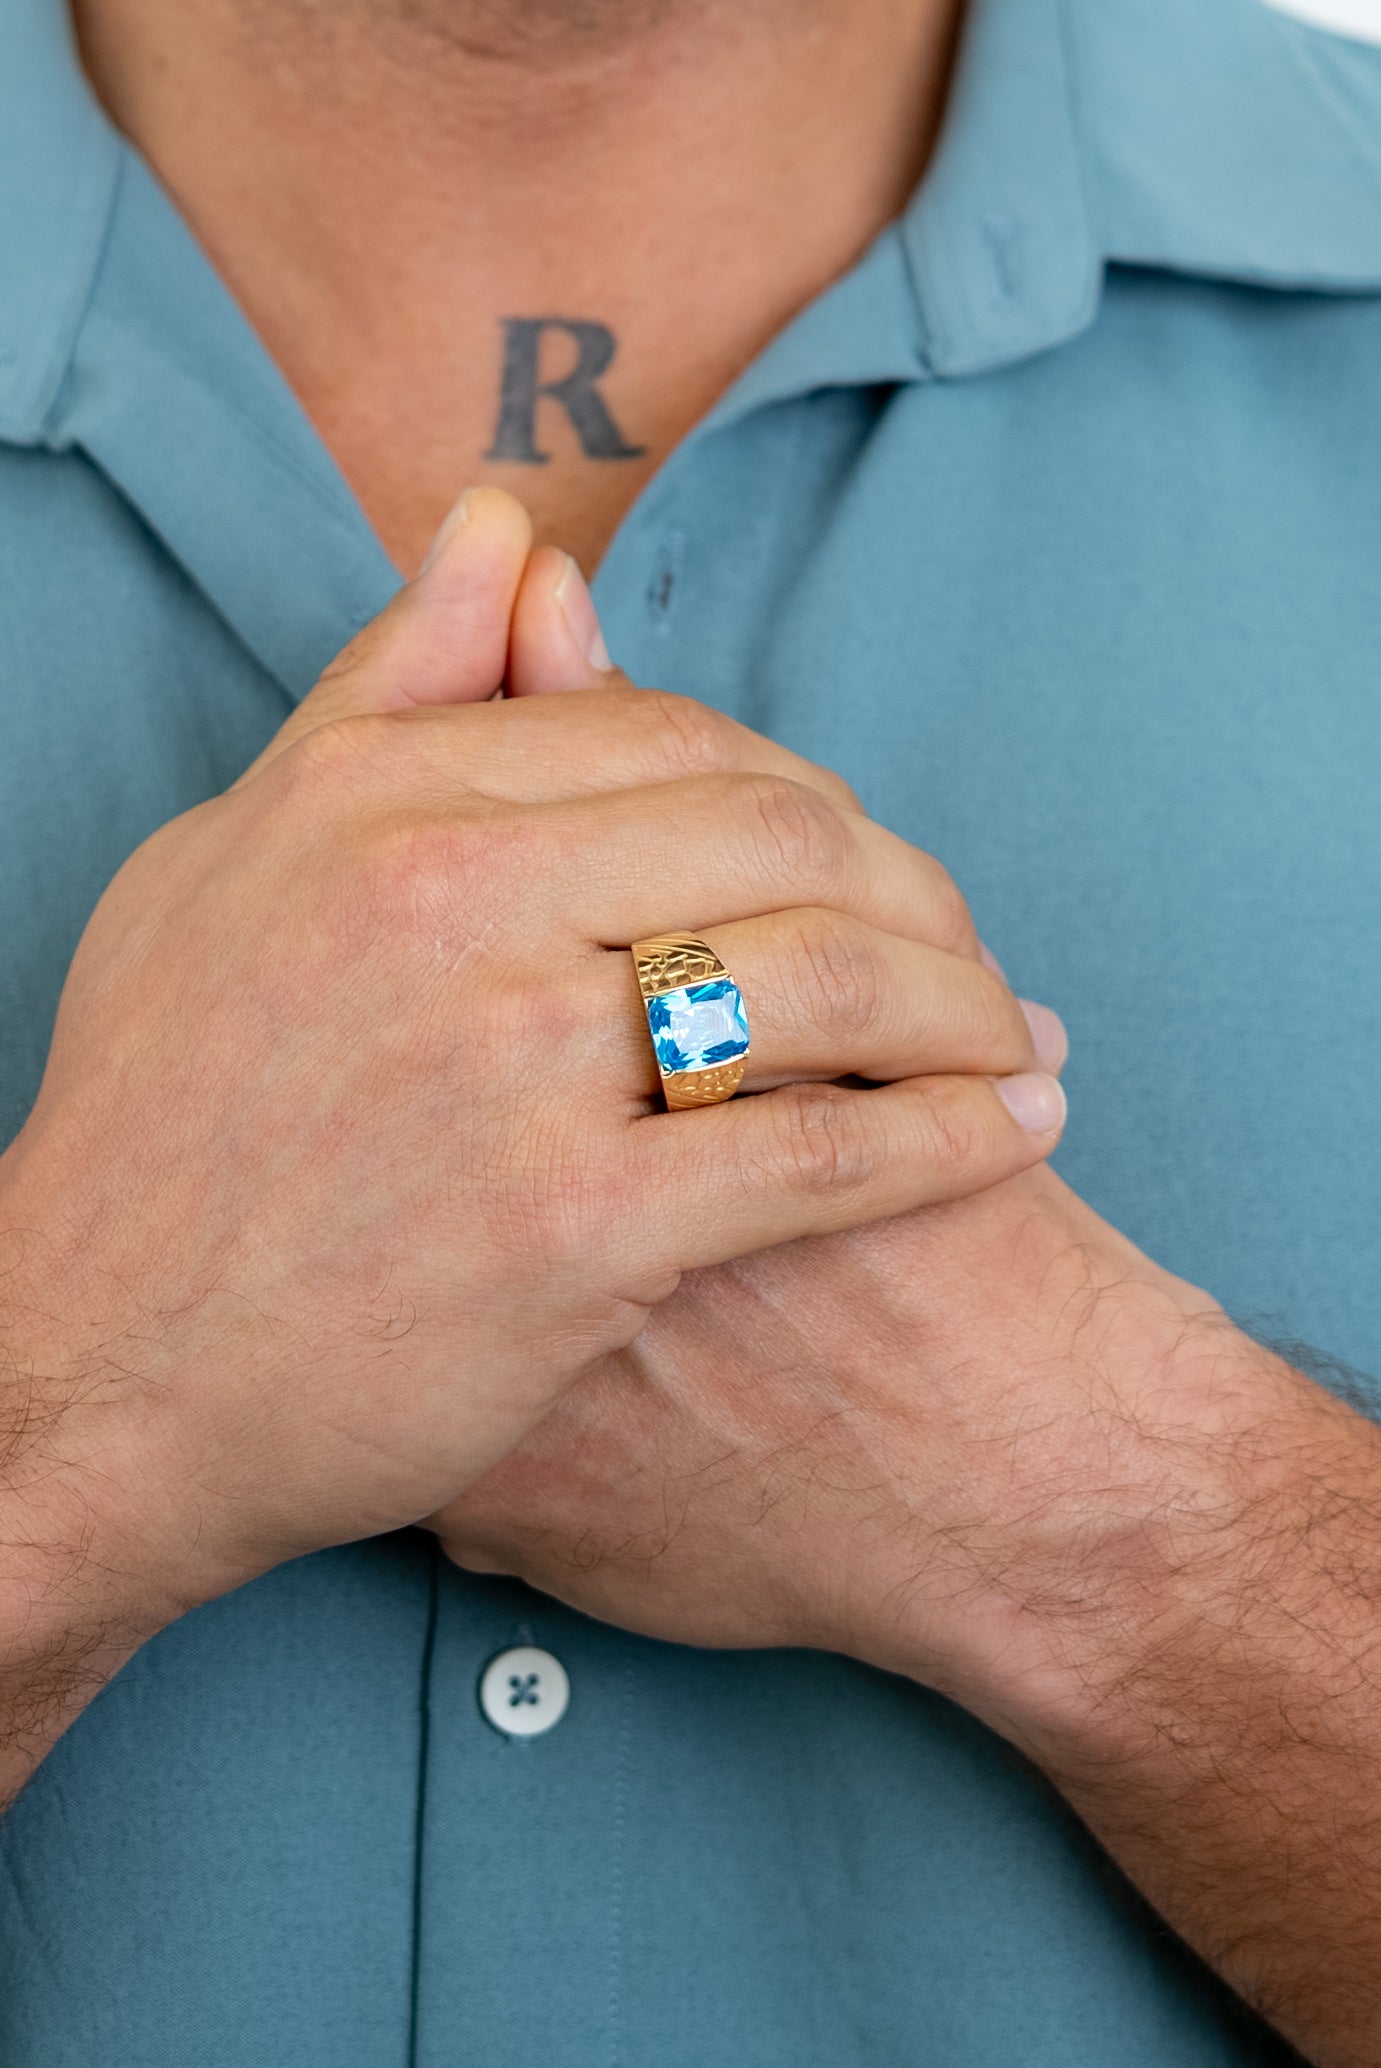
[0,1501,161,1812]
[0,1209,191,1809]
[975,1330,1381,2066]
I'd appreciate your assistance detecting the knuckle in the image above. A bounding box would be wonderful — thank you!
[809,760,864,813]
[770,1082,877,1194]
[540,686,729,790]
[968,966,1030,1067]
[500,965,583,1067]
[304,810,494,977]
[354,811,506,930]
[640,690,731,780]
[518,1125,637,1274]
[915,1079,988,1178]
[927,863,979,955]
[279,710,394,796]
[314,621,378,690]
[787,911,884,1041]
[742,775,849,901]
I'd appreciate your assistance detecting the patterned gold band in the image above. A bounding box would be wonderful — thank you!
[630,932,751,1110]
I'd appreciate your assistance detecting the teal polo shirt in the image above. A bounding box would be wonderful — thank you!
[3,0,1380,2060]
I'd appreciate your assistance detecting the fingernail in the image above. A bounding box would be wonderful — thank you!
[420,488,473,572]
[995,1071,1067,1135]
[555,553,612,671]
[979,941,1006,979]
[1019,999,1068,1073]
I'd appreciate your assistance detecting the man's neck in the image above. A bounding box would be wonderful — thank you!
[73,0,962,573]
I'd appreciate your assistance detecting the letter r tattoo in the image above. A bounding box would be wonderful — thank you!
[484,318,647,464]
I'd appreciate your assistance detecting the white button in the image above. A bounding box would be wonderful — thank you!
[479,1646,571,1738]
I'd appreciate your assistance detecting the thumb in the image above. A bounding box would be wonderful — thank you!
[236,486,534,784]
[506,545,617,697]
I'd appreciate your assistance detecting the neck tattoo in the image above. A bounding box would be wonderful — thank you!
[485,316,646,463]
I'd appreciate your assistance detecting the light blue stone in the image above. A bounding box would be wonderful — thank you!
[646,977,750,1076]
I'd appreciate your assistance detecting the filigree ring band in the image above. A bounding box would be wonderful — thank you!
[630,932,751,1110]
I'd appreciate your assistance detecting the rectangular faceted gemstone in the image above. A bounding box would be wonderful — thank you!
[645,977,750,1076]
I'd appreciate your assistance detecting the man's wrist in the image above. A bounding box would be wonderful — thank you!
[0,1155,228,1800]
[880,1288,1381,2063]
[925,1307,1379,1776]
[0,1465,175,1807]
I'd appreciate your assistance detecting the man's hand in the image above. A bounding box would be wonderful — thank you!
[436,1162,1381,2067]
[0,491,1065,1804]
[434,1163,1213,1670]
[431,543,1381,2067]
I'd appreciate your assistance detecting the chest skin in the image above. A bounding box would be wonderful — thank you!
[0,269,1374,2068]
[304,302,675,576]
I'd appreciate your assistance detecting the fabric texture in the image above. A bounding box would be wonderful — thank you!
[1,0,1379,2059]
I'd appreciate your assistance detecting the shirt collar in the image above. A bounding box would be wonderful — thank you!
[0,0,119,441]
[64,151,402,692]
[6,0,1381,435]
[899,0,1381,379]
[4,0,1381,690]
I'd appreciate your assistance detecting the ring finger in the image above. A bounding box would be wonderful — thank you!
[589,908,1065,1101]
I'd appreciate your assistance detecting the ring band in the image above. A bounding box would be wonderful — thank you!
[631,932,751,1109]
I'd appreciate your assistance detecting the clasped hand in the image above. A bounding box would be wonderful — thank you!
[0,487,1064,1616]
[11,489,1375,2065]
[407,503,1226,1731]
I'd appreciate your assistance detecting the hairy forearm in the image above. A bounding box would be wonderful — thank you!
[988,1332,1381,2065]
[0,1509,155,1811]
[0,1216,186,1809]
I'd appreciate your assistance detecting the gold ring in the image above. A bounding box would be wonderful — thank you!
[631,932,751,1110]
